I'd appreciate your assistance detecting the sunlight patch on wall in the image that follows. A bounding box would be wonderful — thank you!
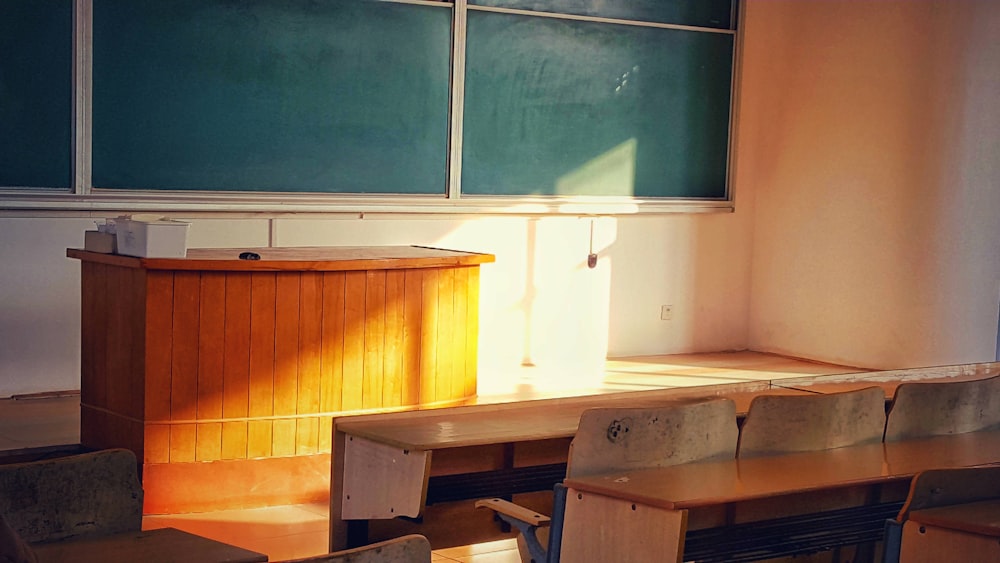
[555,139,637,197]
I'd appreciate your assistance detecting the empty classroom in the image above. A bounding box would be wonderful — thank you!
[2,1,999,562]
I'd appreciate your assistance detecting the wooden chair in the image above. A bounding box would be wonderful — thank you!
[883,466,1000,563]
[732,388,889,561]
[476,397,739,563]
[1,449,270,563]
[883,374,1000,441]
[737,386,886,457]
[281,534,431,563]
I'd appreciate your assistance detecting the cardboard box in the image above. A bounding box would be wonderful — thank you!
[116,218,190,258]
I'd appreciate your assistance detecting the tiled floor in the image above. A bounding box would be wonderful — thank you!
[1,351,860,562]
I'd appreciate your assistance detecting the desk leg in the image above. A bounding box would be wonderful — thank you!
[899,521,1000,562]
[330,429,349,551]
[560,488,687,563]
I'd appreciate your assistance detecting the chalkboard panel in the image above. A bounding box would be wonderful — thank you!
[461,12,733,198]
[0,0,73,189]
[471,0,734,30]
[92,0,451,194]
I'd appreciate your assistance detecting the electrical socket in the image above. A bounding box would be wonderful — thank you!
[660,304,673,320]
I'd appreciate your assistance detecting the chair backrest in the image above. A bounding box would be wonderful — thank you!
[896,466,1000,522]
[566,397,738,479]
[0,448,143,543]
[737,387,886,458]
[282,534,431,563]
[884,374,1000,441]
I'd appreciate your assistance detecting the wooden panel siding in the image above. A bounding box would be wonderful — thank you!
[196,272,226,462]
[248,272,277,459]
[69,246,492,513]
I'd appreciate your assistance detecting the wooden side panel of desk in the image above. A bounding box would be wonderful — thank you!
[79,261,147,460]
[562,488,687,563]
[341,434,431,519]
[32,527,267,563]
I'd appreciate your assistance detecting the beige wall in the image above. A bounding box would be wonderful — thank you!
[0,212,752,397]
[742,0,1000,368]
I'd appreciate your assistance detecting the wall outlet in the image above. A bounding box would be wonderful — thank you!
[660,304,673,320]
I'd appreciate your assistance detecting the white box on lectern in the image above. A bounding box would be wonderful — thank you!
[116,217,190,258]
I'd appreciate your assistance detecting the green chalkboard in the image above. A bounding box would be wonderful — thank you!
[92,0,452,194]
[0,0,73,189]
[461,11,733,199]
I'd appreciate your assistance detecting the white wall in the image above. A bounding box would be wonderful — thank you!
[0,218,91,396]
[0,212,753,397]
[743,0,1000,368]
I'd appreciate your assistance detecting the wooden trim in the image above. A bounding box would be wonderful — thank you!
[195,272,225,462]
[142,455,331,514]
[221,274,251,460]
[67,246,495,271]
[297,272,323,455]
[169,271,200,463]
[248,272,276,459]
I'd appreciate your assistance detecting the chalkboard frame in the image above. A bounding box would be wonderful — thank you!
[460,8,735,199]
[0,0,740,213]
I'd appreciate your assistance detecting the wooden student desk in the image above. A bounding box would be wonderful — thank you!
[899,499,1000,562]
[329,362,999,551]
[31,527,267,563]
[558,430,1000,562]
[329,381,813,550]
[775,362,1000,397]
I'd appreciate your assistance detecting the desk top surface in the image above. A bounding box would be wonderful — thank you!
[775,363,1000,397]
[67,245,494,271]
[31,527,267,563]
[562,430,1000,510]
[909,498,1000,537]
[335,382,810,450]
[336,363,1000,451]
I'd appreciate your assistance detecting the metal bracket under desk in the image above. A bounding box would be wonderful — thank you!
[341,435,432,520]
[682,501,904,562]
[425,462,567,504]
